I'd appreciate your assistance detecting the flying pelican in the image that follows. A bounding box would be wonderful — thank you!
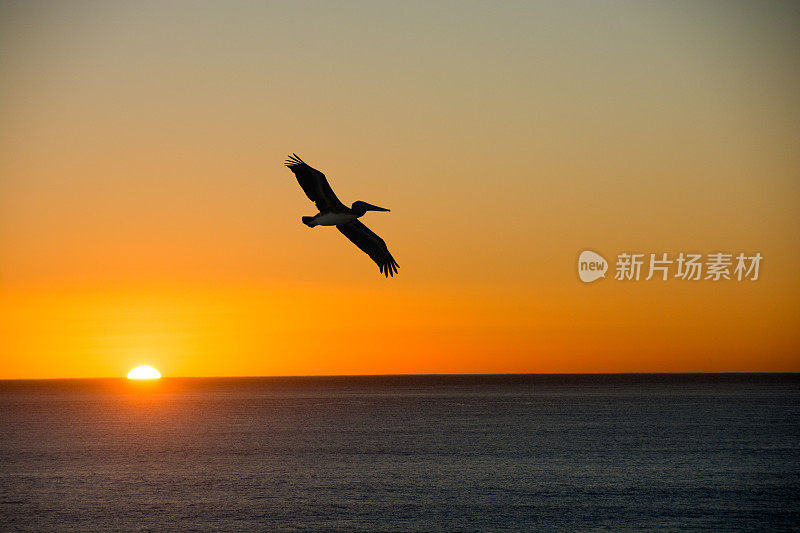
[285,154,399,277]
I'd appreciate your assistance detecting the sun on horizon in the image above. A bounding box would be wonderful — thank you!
[127,366,162,380]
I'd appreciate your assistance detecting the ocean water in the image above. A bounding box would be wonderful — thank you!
[1,374,798,531]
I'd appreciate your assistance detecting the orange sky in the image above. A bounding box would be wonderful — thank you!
[1,2,799,378]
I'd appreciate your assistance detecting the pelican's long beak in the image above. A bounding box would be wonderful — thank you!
[365,203,390,212]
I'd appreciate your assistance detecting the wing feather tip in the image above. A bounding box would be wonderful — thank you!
[378,258,399,277]
[285,154,304,167]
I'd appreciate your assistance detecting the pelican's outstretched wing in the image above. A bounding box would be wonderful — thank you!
[337,220,399,277]
[285,154,346,211]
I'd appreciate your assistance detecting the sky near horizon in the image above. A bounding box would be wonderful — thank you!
[1,1,799,378]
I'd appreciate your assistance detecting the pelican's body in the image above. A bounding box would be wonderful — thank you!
[285,154,399,277]
[304,211,357,227]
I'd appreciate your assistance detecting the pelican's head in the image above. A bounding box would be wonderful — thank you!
[352,201,390,217]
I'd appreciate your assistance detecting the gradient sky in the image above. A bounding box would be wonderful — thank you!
[1,1,798,378]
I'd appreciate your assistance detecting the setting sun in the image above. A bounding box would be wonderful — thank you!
[126,366,162,380]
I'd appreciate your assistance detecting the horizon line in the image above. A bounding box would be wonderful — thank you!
[2,371,799,382]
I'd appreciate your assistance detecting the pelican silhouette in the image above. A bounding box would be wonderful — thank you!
[285,154,399,277]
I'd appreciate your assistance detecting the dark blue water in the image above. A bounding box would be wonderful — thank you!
[1,374,798,531]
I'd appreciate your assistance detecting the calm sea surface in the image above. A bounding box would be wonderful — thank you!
[1,374,798,531]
